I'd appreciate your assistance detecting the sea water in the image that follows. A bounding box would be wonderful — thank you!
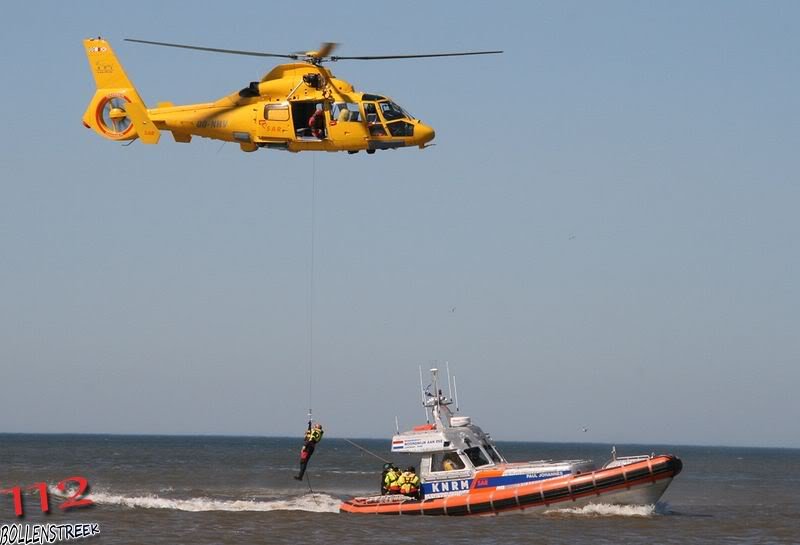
[1,435,797,544]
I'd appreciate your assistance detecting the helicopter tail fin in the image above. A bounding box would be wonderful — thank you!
[81,38,160,144]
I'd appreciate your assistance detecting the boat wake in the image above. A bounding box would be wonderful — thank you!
[544,503,658,517]
[52,487,340,513]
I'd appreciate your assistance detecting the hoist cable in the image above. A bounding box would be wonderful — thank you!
[307,154,317,421]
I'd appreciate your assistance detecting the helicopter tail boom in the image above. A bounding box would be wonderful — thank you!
[82,38,160,144]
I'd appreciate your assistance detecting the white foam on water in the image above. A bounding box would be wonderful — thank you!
[50,486,340,513]
[545,503,656,517]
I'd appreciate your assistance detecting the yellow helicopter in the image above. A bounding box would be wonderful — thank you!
[82,38,501,154]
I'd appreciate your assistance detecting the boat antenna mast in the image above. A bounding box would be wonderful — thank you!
[424,367,455,429]
[419,365,430,424]
[453,374,460,412]
[446,361,453,400]
[445,361,460,412]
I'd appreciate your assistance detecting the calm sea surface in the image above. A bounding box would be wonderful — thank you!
[1,435,798,544]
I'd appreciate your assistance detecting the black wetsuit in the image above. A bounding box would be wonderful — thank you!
[295,440,315,480]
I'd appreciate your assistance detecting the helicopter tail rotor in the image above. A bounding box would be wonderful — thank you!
[97,96,133,136]
[82,38,160,144]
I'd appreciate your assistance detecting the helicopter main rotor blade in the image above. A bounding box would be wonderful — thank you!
[329,50,503,61]
[316,42,338,60]
[125,39,502,64]
[124,38,300,60]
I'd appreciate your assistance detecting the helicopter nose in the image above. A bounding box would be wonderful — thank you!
[416,123,435,147]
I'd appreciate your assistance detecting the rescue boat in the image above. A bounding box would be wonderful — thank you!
[340,368,682,516]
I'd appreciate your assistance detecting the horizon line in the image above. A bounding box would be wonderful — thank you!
[1,431,797,451]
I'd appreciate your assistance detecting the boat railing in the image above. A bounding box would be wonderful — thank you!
[603,454,652,469]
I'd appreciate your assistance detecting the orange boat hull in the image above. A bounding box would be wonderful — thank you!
[340,454,682,516]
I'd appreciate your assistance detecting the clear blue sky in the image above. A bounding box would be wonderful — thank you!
[1,1,798,448]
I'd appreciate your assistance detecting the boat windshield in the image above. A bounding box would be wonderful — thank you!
[464,446,492,467]
[431,452,466,472]
[379,101,412,121]
[483,442,503,464]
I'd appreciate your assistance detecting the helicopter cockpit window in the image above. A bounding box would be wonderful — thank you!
[364,102,379,123]
[331,102,361,123]
[369,124,387,137]
[387,121,414,137]
[364,102,387,136]
[379,101,408,121]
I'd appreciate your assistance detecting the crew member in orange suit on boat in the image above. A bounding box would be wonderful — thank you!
[396,466,422,500]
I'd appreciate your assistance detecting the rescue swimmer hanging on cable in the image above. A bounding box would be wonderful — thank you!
[294,421,324,481]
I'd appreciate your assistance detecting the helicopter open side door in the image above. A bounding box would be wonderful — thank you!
[291,101,326,140]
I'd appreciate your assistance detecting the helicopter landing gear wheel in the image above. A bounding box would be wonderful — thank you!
[366,149,375,154]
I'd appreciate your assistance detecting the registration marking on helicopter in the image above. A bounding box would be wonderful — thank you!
[195,120,228,129]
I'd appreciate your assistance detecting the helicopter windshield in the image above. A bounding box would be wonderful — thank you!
[380,101,412,121]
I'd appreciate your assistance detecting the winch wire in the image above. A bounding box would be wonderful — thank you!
[307,154,317,422]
